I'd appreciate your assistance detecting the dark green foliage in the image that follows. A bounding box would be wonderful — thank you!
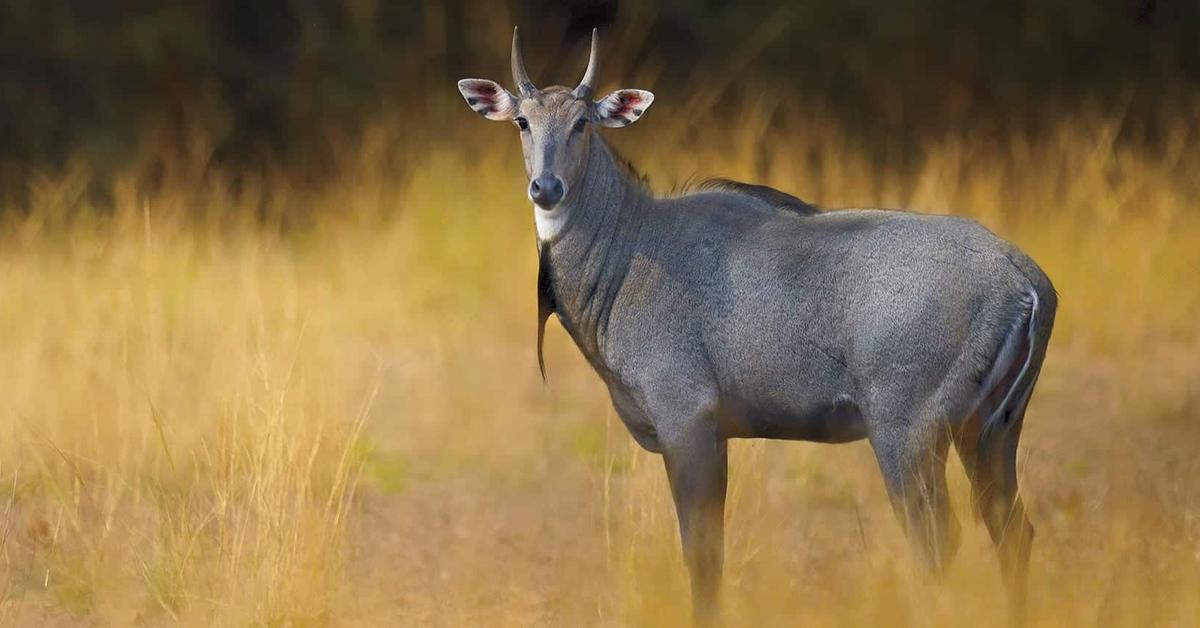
[0,0,1196,188]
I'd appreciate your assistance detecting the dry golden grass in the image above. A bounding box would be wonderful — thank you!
[0,99,1197,626]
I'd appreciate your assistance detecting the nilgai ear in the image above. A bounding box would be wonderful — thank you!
[457,79,518,121]
[594,89,654,128]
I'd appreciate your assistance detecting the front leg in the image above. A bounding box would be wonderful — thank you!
[662,419,728,624]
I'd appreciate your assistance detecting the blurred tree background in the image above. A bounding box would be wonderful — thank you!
[1,0,1198,204]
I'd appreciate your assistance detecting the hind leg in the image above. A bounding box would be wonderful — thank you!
[954,401,1035,622]
[870,421,960,576]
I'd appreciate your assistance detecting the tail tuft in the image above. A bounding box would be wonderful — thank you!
[974,290,1045,507]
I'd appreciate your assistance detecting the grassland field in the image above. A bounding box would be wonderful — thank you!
[0,97,1198,626]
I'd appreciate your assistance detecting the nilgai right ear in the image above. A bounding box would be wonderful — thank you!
[457,79,518,121]
[594,89,654,127]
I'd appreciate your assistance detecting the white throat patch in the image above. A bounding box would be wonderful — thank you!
[533,205,569,242]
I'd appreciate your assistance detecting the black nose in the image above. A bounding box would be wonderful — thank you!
[529,174,565,207]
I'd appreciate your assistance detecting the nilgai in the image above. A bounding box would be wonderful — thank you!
[458,28,1056,622]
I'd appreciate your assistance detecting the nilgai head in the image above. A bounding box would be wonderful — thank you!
[457,28,654,210]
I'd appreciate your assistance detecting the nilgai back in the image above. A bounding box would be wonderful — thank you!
[458,28,1056,623]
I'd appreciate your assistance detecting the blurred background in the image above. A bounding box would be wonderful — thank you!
[3,0,1200,202]
[0,2,1198,626]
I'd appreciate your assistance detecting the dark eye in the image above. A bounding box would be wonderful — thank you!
[515,117,529,131]
[572,118,588,133]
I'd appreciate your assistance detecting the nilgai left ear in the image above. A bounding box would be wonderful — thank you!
[457,79,518,121]
[594,89,654,127]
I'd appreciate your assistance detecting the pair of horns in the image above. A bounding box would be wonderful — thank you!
[511,27,599,99]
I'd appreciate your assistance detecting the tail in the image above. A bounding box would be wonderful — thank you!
[973,287,1055,507]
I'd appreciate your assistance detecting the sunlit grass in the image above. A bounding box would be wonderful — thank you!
[0,100,1197,625]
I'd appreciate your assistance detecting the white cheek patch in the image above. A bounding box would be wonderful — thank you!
[595,89,654,128]
[457,79,517,121]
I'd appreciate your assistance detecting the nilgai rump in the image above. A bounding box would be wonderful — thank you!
[458,28,1056,621]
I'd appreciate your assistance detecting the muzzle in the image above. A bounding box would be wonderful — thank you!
[529,173,565,208]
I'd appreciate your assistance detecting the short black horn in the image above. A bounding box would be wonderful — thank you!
[573,28,600,99]
[511,27,536,97]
